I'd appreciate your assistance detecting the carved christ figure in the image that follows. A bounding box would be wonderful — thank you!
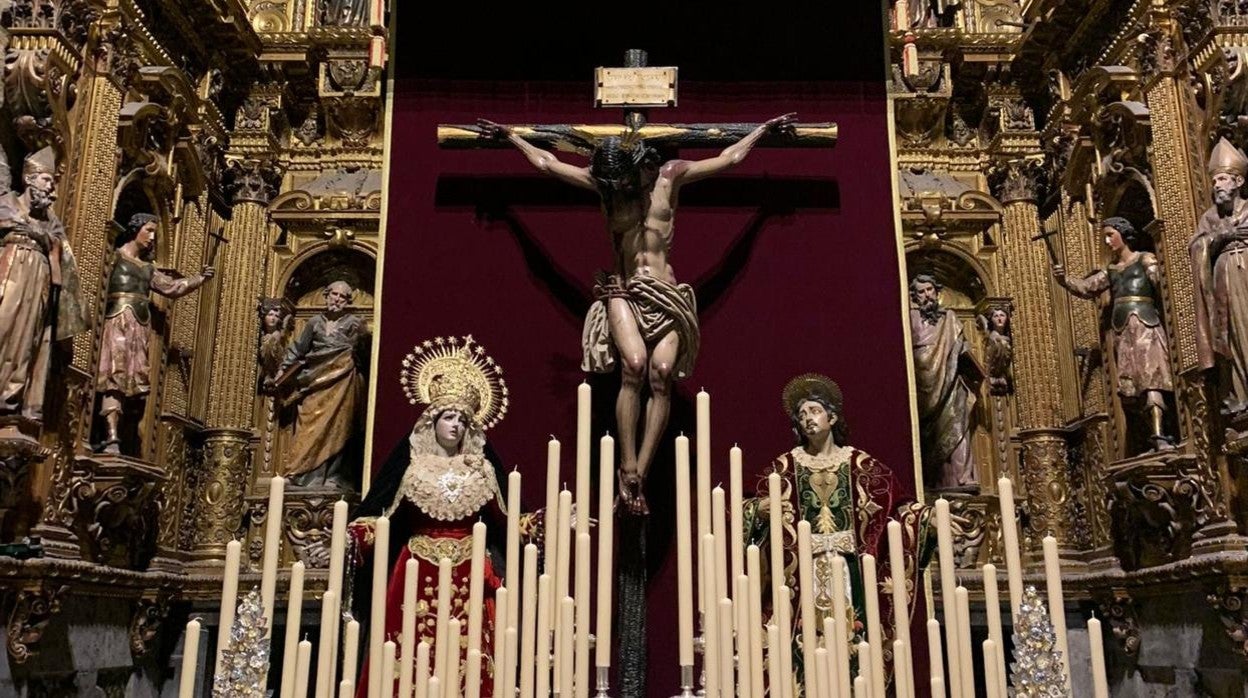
[479,113,796,510]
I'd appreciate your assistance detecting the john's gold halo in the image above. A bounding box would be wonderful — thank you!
[781,372,843,417]
[399,335,509,430]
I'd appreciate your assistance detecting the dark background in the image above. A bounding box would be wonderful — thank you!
[377,1,916,693]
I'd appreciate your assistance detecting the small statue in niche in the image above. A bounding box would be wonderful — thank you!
[977,305,1013,396]
[1190,138,1248,415]
[909,274,982,491]
[96,213,214,454]
[1054,217,1175,450]
[0,147,87,430]
[268,280,368,490]
[257,297,294,382]
[319,0,367,26]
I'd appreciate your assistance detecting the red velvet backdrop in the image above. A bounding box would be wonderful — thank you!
[376,7,913,694]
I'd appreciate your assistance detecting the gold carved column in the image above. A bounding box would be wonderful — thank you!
[991,157,1077,558]
[192,160,279,560]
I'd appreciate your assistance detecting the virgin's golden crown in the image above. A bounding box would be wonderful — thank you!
[400,335,508,429]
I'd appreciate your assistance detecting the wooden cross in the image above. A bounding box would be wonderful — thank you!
[437,49,837,154]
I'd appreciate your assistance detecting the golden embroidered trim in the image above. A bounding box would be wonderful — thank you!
[407,534,474,565]
[397,452,497,521]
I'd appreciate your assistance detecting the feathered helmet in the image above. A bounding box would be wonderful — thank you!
[781,373,844,419]
[400,335,508,430]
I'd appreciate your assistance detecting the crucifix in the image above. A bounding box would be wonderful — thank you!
[438,50,836,696]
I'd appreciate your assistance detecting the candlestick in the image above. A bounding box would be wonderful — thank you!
[1089,616,1109,698]
[955,587,974,698]
[596,434,615,669]
[575,533,592,698]
[368,516,390,698]
[434,557,453,684]
[926,618,944,698]
[746,546,766,698]
[766,623,781,698]
[862,554,885,698]
[983,564,1008,698]
[321,500,349,698]
[536,576,552,698]
[261,476,286,637]
[696,390,712,615]
[717,599,734,698]
[982,639,1001,698]
[507,471,523,632]
[729,446,744,599]
[280,561,307,698]
[399,559,420,698]
[998,477,1024,616]
[594,666,610,698]
[675,435,695,666]
[214,539,241,676]
[546,438,562,577]
[887,521,914,697]
[415,642,431,698]
[701,534,720,698]
[178,619,200,698]
[445,619,461,698]
[295,639,314,698]
[830,557,852,696]
[520,545,539,698]
[560,597,575,698]
[796,522,818,698]
[933,499,962,698]
[1043,536,1072,692]
[767,472,784,618]
[577,383,592,543]
[342,620,360,690]
[493,588,508,697]
[468,522,487,653]
[466,649,483,698]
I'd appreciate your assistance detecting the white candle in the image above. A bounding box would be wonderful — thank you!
[434,557,453,684]
[468,522,487,653]
[316,590,341,698]
[701,535,720,698]
[214,539,241,676]
[574,533,591,698]
[519,545,539,698]
[717,598,735,698]
[415,642,430,698]
[778,586,795,698]
[856,641,872,698]
[983,639,1001,698]
[854,676,867,698]
[339,680,354,698]
[998,477,1024,617]
[814,647,832,698]
[178,619,200,698]
[506,471,522,632]
[595,434,615,668]
[674,435,695,666]
[894,639,912,698]
[466,649,483,698]
[1043,536,1072,692]
[280,561,307,698]
[342,620,360,690]
[696,390,712,615]
[295,639,314,698]
[831,556,852,696]
[545,438,561,577]
[862,554,885,698]
[796,522,818,698]
[983,564,1008,698]
[427,677,441,698]
[747,546,766,698]
[926,618,944,697]
[445,619,461,698]
[955,587,974,698]
[379,642,396,698]
[261,476,286,636]
[503,627,518,698]
[492,588,508,696]
[934,500,962,698]
[729,446,745,599]
[535,576,552,698]
[576,382,592,542]
[368,516,390,698]
[559,597,575,698]
[736,573,753,698]
[888,521,915,697]
[398,559,419,698]
[1089,616,1109,698]
[767,472,785,617]
[553,490,572,688]
[766,623,781,698]
[712,488,730,608]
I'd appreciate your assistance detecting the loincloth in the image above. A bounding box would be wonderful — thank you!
[582,272,700,380]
